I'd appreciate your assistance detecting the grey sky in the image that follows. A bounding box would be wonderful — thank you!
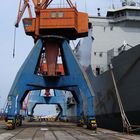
[0,0,121,112]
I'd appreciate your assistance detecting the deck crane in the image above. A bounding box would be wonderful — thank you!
[6,0,97,130]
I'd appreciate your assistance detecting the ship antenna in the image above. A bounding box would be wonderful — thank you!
[97,8,101,16]
[84,0,87,12]
[137,2,140,6]
[121,0,128,6]
[112,0,115,9]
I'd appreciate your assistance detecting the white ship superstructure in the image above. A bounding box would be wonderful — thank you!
[89,0,140,74]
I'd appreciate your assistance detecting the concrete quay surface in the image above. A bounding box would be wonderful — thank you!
[0,121,140,140]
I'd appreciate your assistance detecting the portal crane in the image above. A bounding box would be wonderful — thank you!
[6,0,97,130]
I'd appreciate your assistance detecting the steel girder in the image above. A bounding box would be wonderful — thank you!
[27,90,67,120]
[6,38,96,128]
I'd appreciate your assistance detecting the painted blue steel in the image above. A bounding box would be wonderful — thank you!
[27,88,83,121]
[61,41,95,120]
[6,38,95,124]
[7,40,43,117]
[27,90,67,119]
[66,87,83,121]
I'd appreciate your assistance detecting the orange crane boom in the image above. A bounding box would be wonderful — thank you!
[15,0,32,27]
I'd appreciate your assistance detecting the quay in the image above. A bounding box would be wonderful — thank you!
[0,121,139,140]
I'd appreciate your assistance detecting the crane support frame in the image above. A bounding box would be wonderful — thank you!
[6,38,96,130]
[27,90,67,120]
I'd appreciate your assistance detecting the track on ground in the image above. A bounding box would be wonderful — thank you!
[0,121,139,140]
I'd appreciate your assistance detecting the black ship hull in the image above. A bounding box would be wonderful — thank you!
[96,111,140,132]
[86,44,140,132]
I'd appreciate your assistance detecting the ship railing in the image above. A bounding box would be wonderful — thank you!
[92,43,134,76]
[47,3,74,8]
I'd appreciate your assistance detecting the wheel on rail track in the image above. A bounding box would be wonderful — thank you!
[87,119,97,130]
[16,118,22,127]
[7,120,15,130]
[77,119,84,127]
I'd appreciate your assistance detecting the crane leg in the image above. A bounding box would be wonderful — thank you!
[6,40,43,129]
[61,40,97,130]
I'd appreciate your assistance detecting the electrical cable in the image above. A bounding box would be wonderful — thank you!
[13,27,17,58]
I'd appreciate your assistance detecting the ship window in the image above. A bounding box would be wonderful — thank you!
[91,36,94,40]
[128,11,134,16]
[99,52,103,57]
[117,13,120,17]
[96,67,100,75]
[121,11,126,16]
[51,12,57,18]
[110,26,113,31]
[58,12,64,18]
[104,26,106,32]
[128,11,140,16]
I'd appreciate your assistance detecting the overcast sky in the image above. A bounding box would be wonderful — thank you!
[0,0,121,114]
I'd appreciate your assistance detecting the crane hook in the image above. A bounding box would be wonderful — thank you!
[13,27,17,58]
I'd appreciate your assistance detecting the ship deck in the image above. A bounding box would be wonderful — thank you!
[0,121,139,140]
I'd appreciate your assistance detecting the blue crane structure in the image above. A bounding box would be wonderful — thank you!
[27,90,67,120]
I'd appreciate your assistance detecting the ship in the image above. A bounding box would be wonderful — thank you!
[73,0,140,132]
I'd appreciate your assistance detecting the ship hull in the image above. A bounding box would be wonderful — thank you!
[96,111,140,132]
[86,44,140,132]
